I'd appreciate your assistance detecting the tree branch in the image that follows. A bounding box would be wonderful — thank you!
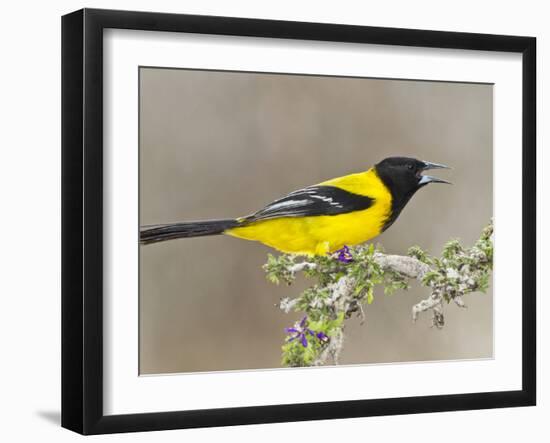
[265,220,493,367]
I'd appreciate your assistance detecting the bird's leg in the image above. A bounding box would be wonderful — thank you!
[335,245,354,263]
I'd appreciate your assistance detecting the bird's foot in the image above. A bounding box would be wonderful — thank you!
[334,245,354,263]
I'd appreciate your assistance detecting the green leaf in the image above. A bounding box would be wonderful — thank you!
[354,282,366,296]
[367,287,374,304]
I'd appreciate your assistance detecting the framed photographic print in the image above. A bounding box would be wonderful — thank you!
[61,8,536,435]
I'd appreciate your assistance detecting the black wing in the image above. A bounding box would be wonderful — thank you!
[242,185,374,222]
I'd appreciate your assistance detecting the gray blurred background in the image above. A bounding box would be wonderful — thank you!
[139,67,493,375]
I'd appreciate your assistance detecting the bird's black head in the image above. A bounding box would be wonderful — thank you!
[374,156,451,230]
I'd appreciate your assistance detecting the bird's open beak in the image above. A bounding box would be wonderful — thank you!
[418,161,451,185]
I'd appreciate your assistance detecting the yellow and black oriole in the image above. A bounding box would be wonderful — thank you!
[140,157,450,255]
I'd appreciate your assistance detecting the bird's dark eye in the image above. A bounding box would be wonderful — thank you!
[407,164,414,170]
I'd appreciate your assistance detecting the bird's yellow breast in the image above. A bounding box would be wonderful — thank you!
[226,168,393,255]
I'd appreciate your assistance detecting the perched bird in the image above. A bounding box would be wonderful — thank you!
[140,157,450,255]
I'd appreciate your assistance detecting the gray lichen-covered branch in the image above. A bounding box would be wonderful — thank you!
[264,221,493,367]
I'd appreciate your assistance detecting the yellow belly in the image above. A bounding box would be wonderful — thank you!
[226,206,389,255]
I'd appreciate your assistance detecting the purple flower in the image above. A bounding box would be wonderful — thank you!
[316,331,329,342]
[285,316,329,348]
[336,245,354,263]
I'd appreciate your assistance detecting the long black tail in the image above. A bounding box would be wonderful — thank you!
[140,219,239,245]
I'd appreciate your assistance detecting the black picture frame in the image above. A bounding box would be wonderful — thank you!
[61,8,536,435]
